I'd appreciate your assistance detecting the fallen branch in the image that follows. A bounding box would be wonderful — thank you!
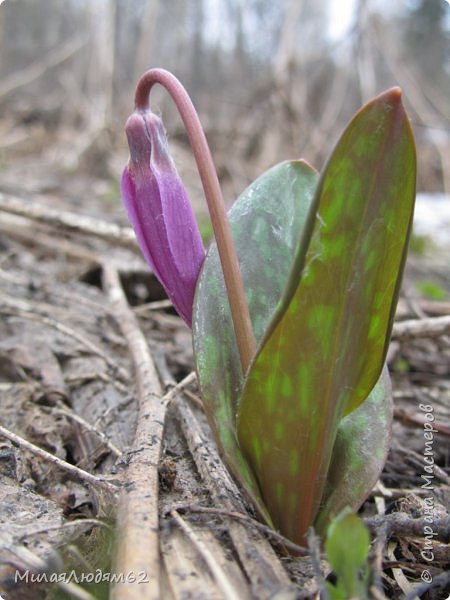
[103,263,164,600]
[364,511,450,543]
[170,510,241,600]
[392,315,450,340]
[4,539,98,600]
[0,424,117,495]
[403,572,450,600]
[164,371,197,404]
[133,299,173,314]
[387,540,417,599]
[172,392,294,598]
[393,407,450,436]
[401,446,450,485]
[53,407,123,459]
[0,193,136,248]
[0,216,102,263]
[0,292,124,377]
[396,297,450,319]
[169,504,307,556]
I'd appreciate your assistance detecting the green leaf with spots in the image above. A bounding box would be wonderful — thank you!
[193,156,393,532]
[192,160,319,518]
[314,366,393,535]
[237,88,416,544]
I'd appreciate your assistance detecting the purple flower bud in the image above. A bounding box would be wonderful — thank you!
[121,110,205,326]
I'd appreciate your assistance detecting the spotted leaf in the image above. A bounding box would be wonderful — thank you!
[193,160,318,518]
[314,366,393,535]
[237,88,416,544]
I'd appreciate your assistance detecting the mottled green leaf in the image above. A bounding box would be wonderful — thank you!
[192,160,318,517]
[314,367,393,535]
[237,88,416,544]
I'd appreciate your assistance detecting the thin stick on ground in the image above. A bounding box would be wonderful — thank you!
[103,263,164,600]
[403,572,450,600]
[392,315,450,340]
[0,292,123,375]
[6,539,98,600]
[133,299,173,314]
[393,407,450,436]
[0,193,136,248]
[164,371,197,404]
[53,407,123,458]
[0,216,103,263]
[171,392,293,598]
[171,504,307,556]
[364,511,450,543]
[0,424,117,494]
[170,510,241,600]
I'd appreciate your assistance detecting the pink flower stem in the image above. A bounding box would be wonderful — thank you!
[134,68,256,374]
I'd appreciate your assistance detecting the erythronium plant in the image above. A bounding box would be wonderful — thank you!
[121,69,416,547]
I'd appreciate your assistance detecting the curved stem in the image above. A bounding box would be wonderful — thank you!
[135,68,256,374]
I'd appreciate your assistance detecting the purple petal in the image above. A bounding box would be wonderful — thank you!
[121,111,205,326]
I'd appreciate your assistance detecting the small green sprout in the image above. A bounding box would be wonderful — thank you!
[325,510,372,600]
[416,280,447,301]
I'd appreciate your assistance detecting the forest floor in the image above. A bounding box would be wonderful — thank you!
[0,122,449,600]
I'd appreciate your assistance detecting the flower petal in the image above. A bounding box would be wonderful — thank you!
[121,111,205,325]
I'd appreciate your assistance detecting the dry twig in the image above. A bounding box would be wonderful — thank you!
[364,512,450,543]
[392,315,450,340]
[171,504,307,556]
[103,263,164,600]
[0,424,117,494]
[4,541,98,600]
[53,407,122,458]
[0,217,102,263]
[0,193,136,248]
[403,572,450,600]
[0,292,124,376]
[172,393,294,598]
[393,407,450,436]
[170,510,241,600]
[163,371,197,404]
[133,299,173,314]
[387,540,418,599]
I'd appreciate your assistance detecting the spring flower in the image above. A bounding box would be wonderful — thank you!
[121,110,205,326]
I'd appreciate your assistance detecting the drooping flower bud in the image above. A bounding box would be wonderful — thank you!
[121,110,205,326]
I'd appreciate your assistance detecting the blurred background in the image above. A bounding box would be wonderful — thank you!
[0,0,449,234]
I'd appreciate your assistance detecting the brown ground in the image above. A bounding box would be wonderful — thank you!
[0,125,449,600]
